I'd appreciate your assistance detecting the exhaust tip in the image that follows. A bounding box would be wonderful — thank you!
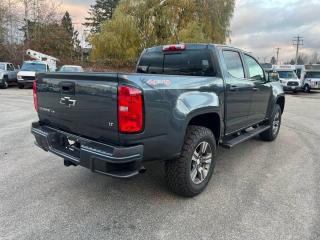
[139,166,146,174]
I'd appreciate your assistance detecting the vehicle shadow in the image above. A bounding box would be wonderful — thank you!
[64,136,266,202]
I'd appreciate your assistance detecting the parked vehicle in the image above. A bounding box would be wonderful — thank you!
[31,44,285,197]
[294,65,305,79]
[0,62,18,89]
[59,65,84,72]
[26,49,59,72]
[301,64,320,93]
[261,63,279,82]
[274,65,301,93]
[17,61,50,89]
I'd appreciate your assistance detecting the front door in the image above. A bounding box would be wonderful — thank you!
[243,54,272,124]
[222,50,254,134]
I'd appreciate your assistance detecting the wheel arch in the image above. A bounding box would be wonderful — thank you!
[186,110,221,144]
[276,96,285,113]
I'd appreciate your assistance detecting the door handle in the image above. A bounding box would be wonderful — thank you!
[60,82,75,94]
[229,85,239,91]
[252,87,259,91]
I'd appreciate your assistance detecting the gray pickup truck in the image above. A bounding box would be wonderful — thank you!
[0,62,18,89]
[31,44,285,197]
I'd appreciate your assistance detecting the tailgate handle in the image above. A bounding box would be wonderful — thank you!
[60,82,75,94]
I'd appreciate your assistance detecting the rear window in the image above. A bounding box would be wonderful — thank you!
[137,50,215,76]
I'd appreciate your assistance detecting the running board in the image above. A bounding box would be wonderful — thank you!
[221,126,271,149]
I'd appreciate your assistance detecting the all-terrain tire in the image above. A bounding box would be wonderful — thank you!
[165,125,216,197]
[260,104,282,141]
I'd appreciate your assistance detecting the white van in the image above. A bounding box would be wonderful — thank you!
[301,65,320,92]
[273,65,301,93]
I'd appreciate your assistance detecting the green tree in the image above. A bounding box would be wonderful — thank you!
[91,12,140,65]
[270,56,277,64]
[20,12,81,63]
[90,0,235,65]
[84,0,120,33]
[61,11,81,60]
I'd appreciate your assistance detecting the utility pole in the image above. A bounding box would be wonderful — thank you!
[23,0,30,62]
[293,35,303,65]
[275,47,280,64]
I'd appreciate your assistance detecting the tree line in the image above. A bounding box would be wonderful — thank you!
[0,0,81,65]
[0,0,237,67]
[86,0,235,66]
[270,53,320,65]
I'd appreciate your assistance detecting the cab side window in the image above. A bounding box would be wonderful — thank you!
[223,50,245,79]
[9,64,15,71]
[244,54,264,81]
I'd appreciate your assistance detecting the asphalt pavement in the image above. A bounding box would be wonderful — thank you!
[0,87,320,240]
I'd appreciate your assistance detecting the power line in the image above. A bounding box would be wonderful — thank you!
[293,35,303,65]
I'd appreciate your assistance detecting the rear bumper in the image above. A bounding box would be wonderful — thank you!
[31,122,144,178]
[283,85,301,91]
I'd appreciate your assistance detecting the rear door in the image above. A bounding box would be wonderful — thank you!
[37,73,119,144]
[222,49,254,134]
[243,54,272,124]
[7,64,16,81]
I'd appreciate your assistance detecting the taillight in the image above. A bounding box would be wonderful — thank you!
[33,80,38,112]
[118,85,143,133]
[163,43,186,51]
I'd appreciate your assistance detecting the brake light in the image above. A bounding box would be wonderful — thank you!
[163,44,186,51]
[118,85,143,133]
[33,80,38,112]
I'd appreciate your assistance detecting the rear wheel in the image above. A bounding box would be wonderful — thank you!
[165,125,216,197]
[260,104,282,141]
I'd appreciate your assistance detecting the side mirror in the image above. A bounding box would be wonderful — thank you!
[263,72,269,83]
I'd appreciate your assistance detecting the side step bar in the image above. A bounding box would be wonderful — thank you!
[221,125,270,149]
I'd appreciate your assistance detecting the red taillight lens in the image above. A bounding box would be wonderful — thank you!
[33,80,38,112]
[163,43,186,51]
[118,85,143,133]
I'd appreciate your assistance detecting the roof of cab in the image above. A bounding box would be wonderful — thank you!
[23,60,48,65]
[144,43,244,53]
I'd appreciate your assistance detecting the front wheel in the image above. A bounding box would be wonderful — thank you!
[165,126,216,197]
[18,83,24,89]
[260,104,282,141]
[304,84,311,93]
[0,76,8,89]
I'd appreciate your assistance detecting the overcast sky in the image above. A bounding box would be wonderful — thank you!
[62,0,320,63]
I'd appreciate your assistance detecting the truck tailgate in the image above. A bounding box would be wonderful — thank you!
[36,73,119,144]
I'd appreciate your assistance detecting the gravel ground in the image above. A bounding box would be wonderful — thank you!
[0,87,320,240]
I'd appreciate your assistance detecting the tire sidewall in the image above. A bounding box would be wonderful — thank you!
[271,105,282,138]
[2,76,8,89]
[304,85,310,93]
[186,133,216,194]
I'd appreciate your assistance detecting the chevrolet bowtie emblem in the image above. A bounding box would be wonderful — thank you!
[60,97,76,107]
